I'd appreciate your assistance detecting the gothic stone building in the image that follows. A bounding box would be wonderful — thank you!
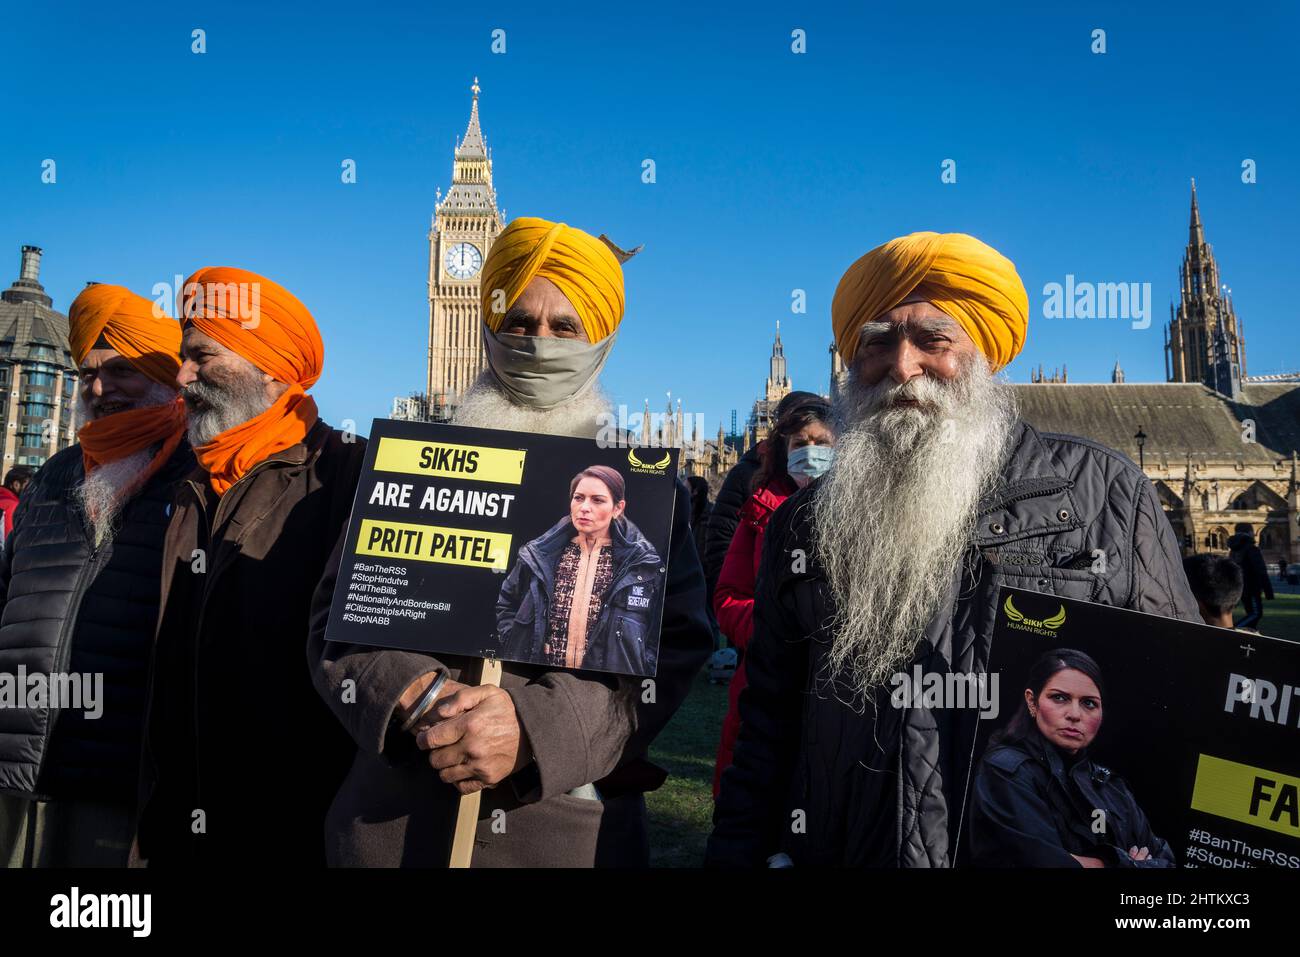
[1016,183,1298,567]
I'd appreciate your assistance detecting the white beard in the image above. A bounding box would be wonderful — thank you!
[183,363,272,448]
[75,447,158,545]
[452,371,613,439]
[75,382,178,545]
[813,356,1018,700]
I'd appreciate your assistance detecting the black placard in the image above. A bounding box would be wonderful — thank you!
[323,419,678,677]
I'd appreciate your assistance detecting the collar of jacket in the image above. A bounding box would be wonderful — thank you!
[744,476,796,523]
[179,418,331,516]
[520,513,656,572]
[1018,725,1112,788]
[515,515,660,611]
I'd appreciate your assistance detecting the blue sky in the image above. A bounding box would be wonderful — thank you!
[3,1,1297,437]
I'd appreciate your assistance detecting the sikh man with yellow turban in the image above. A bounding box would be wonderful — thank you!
[135,267,362,866]
[0,283,193,866]
[310,217,712,867]
[708,232,1200,869]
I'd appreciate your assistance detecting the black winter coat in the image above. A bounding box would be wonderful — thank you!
[0,440,194,804]
[707,421,1201,868]
[967,731,1175,868]
[1229,536,1274,600]
[701,444,762,607]
[138,420,363,866]
[496,515,663,675]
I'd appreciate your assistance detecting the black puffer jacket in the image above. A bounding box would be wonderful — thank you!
[707,421,1201,868]
[968,731,1175,868]
[0,440,194,804]
[702,443,762,606]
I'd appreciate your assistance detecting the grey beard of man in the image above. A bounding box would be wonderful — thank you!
[182,360,273,448]
[812,353,1018,703]
[74,381,178,546]
[452,370,613,440]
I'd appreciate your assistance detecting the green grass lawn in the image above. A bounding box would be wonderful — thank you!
[646,669,728,868]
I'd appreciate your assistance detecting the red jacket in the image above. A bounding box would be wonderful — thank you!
[0,487,19,539]
[711,474,795,797]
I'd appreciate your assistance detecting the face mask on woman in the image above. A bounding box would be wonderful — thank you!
[787,444,834,488]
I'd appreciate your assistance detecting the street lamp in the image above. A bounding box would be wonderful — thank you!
[1135,427,1147,470]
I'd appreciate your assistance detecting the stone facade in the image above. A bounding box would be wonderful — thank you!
[1014,383,1299,567]
[743,321,793,447]
[1166,180,1246,394]
[0,246,79,469]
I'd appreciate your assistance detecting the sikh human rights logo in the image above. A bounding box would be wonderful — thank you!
[1003,595,1066,635]
[628,448,671,474]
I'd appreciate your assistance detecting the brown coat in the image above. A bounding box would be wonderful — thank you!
[137,419,366,866]
[309,477,713,867]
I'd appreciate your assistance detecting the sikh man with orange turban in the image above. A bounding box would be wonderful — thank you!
[0,283,193,867]
[310,217,712,867]
[135,267,363,866]
[708,231,1199,869]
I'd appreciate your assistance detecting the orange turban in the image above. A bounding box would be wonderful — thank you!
[181,266,323,495]
[831,232,1029,372]
[68,283,182,388]
[68,284,186,494]
[481,217,625,342]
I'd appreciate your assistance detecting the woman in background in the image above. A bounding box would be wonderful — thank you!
[711,398,835,796]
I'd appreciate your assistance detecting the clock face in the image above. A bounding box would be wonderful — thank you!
[445,242,483,280]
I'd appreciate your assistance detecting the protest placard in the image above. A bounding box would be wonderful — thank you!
[956,587,1300,869]
[325,418,679,677]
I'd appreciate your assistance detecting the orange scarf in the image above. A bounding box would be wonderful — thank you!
[193,386,318,496]
[79,397,187,503]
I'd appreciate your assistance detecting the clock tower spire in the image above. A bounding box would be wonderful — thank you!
[426,78,506,420]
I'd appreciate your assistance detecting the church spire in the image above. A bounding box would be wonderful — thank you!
[1189,178,1204,247]
[1167,180,1245,392]
[765,321,790,403]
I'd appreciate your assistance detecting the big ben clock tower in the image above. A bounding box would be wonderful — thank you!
[426,78,505,420]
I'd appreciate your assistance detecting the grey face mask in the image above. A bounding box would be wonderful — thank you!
[481,325,619,411]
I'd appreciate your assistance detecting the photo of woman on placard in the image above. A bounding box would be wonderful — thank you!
[968,648,1175,868]
[496,465,663,675]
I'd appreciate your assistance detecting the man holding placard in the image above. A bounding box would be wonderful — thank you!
[311,217,713,867]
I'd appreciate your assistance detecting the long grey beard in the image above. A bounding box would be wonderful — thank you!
[75,447,159,546]
[813,357,1017,700]
[75,384,178,545]
[184,370,272,447]
[452,370,613,439]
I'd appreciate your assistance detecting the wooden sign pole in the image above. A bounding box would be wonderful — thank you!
[448,655,503,868]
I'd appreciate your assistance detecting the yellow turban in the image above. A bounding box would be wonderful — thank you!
[831,231,1029,372]
[481,217,625,342]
